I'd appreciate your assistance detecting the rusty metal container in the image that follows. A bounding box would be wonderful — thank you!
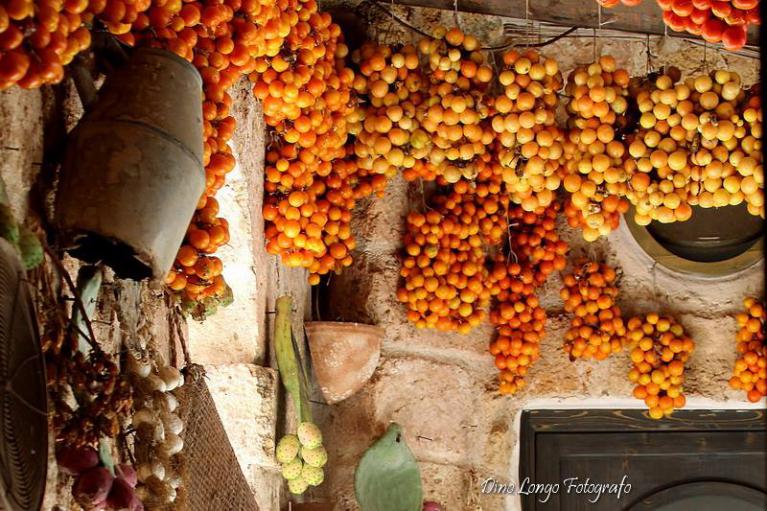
[56,47,204,281]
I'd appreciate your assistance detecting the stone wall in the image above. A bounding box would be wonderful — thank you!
[313,3,764,510]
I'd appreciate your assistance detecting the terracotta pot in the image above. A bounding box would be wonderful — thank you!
[305,322,383,404]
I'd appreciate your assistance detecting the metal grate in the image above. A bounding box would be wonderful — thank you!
[0,239,47,511]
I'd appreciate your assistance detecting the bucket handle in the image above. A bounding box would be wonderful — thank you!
[70,62,98,111]
[70,31,131,111]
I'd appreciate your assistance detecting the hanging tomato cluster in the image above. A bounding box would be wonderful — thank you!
[351,42,427,182]
[396,176,505,333]
[491,49,566,212]
[657,0,758,50]
[489,50,568,394]
[739,84,764,218]
[560,260,626,361]
[416,27,495,184]
[729,297,766,402]
[596,0,759,51]
[131,0,291,310]
[562,56,631,242]
[505,202,568,285]
[254,5,367,285]
[489,291,546,395]
[627,313,694,419]
[487,201,567,394]
[626,68,764,225]
[0,0,93,89]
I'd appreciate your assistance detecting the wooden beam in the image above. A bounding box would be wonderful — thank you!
[385,0,759,45]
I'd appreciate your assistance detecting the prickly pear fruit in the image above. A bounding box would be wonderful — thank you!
[301,465,324,486]
[276,434,300,463]
[288,475,309,495]
[297,422,322,449]
[281,458,303,481]
[300,445,328,468]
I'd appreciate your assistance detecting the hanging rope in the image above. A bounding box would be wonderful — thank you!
[593,3,602,61]
[481,26,577,51]
[525,0,531,47]
[453,0,461,30]
[645,33,652,74]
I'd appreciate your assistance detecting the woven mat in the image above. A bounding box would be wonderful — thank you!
[172,364,259,511]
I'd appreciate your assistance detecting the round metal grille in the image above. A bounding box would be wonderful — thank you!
[0,238,47,511]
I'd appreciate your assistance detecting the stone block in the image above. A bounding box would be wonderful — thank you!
[677,314,738,398]
[370,357,482,465]
[205,364,279,474]
[351,173,409,254]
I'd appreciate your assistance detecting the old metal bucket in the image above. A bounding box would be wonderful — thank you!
[55,47,204,281]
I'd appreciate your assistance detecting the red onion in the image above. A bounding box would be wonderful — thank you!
[56,445,99,476]
[73,467,113,509]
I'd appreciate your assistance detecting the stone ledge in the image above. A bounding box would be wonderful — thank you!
[205,364,279,471]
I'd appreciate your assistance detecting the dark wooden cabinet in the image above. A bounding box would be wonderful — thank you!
[520,409,767,511]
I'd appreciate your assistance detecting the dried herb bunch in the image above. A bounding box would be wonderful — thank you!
[34,255,133,449]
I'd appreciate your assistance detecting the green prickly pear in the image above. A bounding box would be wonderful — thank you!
[297,422,322,449]
[281,458,303,481]
[287,475,309,495]
[301,465,324,487]
[276,435,300,464]
[300,445,327,468]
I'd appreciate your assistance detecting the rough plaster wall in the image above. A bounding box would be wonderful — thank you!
[314,4,765,511]
[2,8,764,510]
[187,79,268,367]
[0,88,43,219]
